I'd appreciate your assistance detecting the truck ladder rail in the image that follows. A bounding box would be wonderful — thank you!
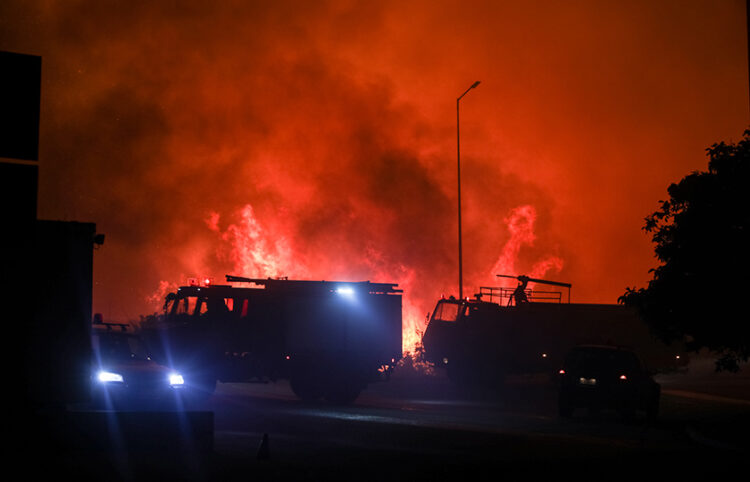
[478,286,566,305]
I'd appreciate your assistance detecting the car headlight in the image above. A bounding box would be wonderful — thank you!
[97,370,124,383]
[169,373,185,386]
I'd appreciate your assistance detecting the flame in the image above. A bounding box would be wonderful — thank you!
[204,204,427,354]
[176,202,561,354]
[146,280,173,309]
[491,205,563,288]
[209,205,308,280]
[146,201,560,356]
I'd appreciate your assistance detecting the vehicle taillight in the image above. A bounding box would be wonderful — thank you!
[558,369,565,375]
[619,374,627,380]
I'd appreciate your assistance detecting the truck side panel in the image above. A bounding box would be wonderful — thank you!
[284,291,402,366]
[423,300,684,381]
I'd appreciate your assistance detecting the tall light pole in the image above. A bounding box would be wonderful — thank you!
[457,80,480,300]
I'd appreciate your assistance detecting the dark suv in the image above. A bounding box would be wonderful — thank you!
[557,345,660,419]
[91,322,187,409]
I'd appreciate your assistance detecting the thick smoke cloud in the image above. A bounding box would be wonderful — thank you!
[1,1,746,349]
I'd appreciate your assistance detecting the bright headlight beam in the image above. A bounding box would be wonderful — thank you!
[169,373,185,386]
[97,370,124,383]
[335,286,355,296]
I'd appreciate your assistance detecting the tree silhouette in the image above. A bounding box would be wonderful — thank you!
[621,130,750,371]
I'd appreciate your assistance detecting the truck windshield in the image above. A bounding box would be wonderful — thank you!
[172,295,232,316]
[432,301,461,322]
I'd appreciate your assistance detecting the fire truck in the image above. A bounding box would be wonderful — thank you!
[421,275,687,386]
[140,275,402,404]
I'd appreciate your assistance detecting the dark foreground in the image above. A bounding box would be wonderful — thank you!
[17,356,750,481]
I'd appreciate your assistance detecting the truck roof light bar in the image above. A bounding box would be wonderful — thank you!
[225,275,402,294]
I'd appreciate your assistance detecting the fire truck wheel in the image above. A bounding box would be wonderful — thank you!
[323,380,362,405]
[290,375,324,402]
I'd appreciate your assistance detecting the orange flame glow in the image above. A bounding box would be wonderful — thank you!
[208,205,308,280]
[491,205,563,289]
[10,1,743,354]
[180,202,561,354]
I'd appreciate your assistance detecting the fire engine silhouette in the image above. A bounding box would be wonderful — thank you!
[141,275,402,404]
[421,274,687,386]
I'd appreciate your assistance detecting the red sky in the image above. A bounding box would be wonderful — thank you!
[1,0,747,350]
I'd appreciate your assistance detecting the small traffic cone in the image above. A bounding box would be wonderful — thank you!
[257,433,270,460]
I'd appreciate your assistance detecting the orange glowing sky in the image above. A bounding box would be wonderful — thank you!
[1,1,747,349]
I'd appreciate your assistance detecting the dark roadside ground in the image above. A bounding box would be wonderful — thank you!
[653,355,750,453]
[15,354,750,481]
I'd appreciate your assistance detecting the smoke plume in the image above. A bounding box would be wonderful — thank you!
[1,1,746,350]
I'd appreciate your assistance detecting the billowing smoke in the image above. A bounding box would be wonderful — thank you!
[1,1,745,350]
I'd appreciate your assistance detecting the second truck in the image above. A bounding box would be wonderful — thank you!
[422,275,687,386]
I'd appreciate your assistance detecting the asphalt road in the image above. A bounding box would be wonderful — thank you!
[27,356,750,481]
[202,357,749,480]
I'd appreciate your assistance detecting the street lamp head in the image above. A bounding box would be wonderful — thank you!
[458,81,481,101]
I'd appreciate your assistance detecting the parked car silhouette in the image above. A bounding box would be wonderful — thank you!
[557,344,660,420]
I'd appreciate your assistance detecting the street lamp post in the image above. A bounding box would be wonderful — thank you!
[457,80,480,300]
